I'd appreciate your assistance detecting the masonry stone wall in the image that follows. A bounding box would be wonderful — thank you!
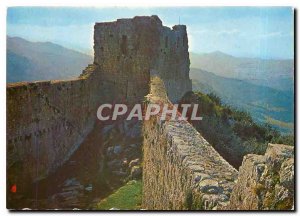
[142,76,294,210]
[153,24,191,102]
[142,77,238,210]
[94,15,191,103]
[7,65,102,193]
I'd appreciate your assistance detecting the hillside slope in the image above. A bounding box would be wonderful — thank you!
[180,91,293,167]
[7,36,93,82]
[190,68,294,133]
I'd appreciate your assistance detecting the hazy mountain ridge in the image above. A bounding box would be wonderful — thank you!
[190,51,294,92]
[7,36,93,83]
[190,68,294,133]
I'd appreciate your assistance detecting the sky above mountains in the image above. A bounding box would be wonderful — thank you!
[7,7,294,59]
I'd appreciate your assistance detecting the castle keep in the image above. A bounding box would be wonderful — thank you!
[7,16,294,210]
[93,15,191,103]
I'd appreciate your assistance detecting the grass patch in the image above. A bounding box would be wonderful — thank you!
[94,180,142,210]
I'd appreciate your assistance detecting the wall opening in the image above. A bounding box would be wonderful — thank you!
[121,35,128,55]
[165,36,168,48]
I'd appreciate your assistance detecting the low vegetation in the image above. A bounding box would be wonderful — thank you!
[180,91,294,168]
[94,180,142,210]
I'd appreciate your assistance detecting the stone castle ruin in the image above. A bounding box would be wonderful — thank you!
[7,16,294,210]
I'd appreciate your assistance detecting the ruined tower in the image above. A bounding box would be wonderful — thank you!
[94,15,192,103]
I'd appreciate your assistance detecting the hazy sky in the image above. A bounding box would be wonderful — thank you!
[7,7,294,59]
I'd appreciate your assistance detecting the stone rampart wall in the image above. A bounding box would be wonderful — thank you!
[142,76,238,210]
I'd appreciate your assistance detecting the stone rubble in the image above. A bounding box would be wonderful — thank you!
[227,144,294,210]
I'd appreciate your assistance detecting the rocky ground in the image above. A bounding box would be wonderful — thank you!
[12,120,143,210]
[227,143,294,210]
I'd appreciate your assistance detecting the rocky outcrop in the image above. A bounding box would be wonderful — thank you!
[102,120,143,182]
[227,144,294,210]
[142,77,238,210]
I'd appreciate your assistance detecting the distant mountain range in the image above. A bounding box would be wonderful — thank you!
[190,51,294,92]
[6,36,294,133]
[191,68,294,133]
[7,36,93,82]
